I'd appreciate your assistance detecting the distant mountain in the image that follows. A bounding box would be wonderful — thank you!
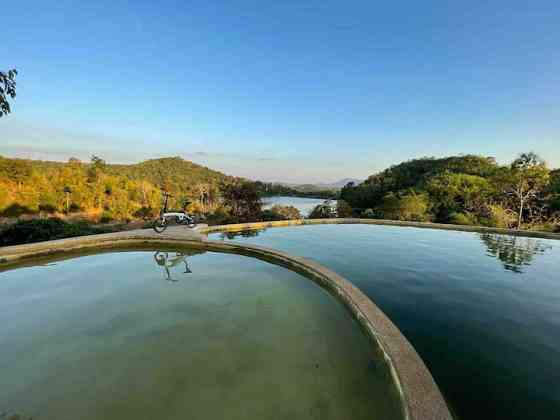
[274,178,363,191]
[315,178,364,189]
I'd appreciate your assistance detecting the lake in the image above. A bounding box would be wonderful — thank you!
[263,196,336,217]
[212,224,560,420]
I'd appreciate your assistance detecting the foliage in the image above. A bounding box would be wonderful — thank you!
[309,201,335,219]
[261,205,302,221]
[379,191,430,221]
[0,155,233,222]
[426,172,491,220]
[253,181,336,199]
[499,153,550,229]
[0,218,117,246]
[336,200,353,217]
[361,208,377,218]
[0,69,17,117]
[449,212,476,226]
[485,204,517,229]
[341,153,558,231]
[220,180,263,223]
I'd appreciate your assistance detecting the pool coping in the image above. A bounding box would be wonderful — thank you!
[199,217,560,240]
[4,222,519,420]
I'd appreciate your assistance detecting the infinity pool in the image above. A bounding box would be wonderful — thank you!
[0,248,403,420]
[213,224,560,420]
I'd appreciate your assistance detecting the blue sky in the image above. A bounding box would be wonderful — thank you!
[1,0,559,182]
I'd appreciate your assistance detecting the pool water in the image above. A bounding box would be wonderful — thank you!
[0,249,403,420]
[213,224,560,420]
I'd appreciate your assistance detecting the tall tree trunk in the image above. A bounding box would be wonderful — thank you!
[517,198,524,230]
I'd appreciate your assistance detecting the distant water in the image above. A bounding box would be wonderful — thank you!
[213,224,560,420]
[0,249,403,420]
[263,196,336,217]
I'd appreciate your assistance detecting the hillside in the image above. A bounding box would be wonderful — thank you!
[340,154,560,231]
[0,155,234,221]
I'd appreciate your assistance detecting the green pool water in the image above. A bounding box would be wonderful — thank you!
[0,249,404,420]
[213,224,560,420]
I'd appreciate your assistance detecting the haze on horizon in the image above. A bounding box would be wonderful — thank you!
[1,1,559,183]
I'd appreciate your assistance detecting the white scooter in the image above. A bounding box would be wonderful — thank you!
[153,192,196,233]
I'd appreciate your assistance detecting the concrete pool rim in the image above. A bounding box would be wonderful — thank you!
[10,220,553,420]
[200,217,560,240]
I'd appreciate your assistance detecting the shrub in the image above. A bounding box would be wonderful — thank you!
[133,206,155,220]
[309,201,335,219]
[361,208,376,219]
[0,218,116,246]
[264,205,302,221]
[380,192,430,221]
[449,212,476,225]
[486,205,516,228]
[99,211,114,223]
[1,203,35,218]
[336,200,353,217]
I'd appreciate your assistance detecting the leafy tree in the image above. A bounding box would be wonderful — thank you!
[0,69,17,117]
[87,155,107,182]
[261,205,302,221]
[426,172,492,221]
[309,201,335,219]
[379,191,430,221]
[498,153,550,229]
[220,181,263,222]
[336,199,353,217]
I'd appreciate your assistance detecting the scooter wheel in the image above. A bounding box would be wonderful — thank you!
[153,217,168,233]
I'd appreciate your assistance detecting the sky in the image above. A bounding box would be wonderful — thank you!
[1,0,559,183]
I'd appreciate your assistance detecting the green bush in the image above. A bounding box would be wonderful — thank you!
[449,212,476,225]
[1,203,36,217]
[99,211,114,223]
[336,200,353,217]
[309,201,335,219]
[361,208,376,218]
[379,192,430,221]
[0,218,116,246]
[261,205,302,221]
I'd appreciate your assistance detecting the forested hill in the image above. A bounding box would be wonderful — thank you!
[0,155,234,221]
[340,154,560,231]
[108,157,232,189]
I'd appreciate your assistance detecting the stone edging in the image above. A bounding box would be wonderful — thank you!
[199,217,560,240]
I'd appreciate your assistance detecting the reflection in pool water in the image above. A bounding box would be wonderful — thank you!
[0,250,404,420]
[219,228,265,240]
[479,233,553,273]
[153,251,192,281]
[213,224,560,420]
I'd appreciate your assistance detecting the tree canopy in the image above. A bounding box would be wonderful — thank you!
[0,69,17,117]
[341,154,559,231]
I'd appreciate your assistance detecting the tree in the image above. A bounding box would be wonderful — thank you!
[379,191,430,221]
[336,199,353,217]
[220,181,263,222]
[0,69,17,117]
[309,201,335,219]
[500,153,550,229]
[261,205,302,221]
[87,155,107,182]
[426,172,492,221]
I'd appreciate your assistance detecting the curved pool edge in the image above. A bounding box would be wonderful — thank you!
[0,229,453,420]
[200,217,560,240]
